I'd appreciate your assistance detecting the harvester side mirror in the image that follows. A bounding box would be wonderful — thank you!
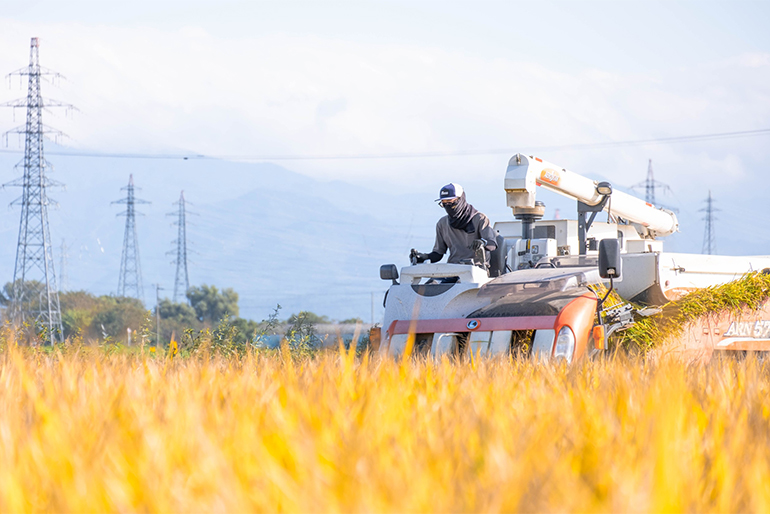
[596,239,621,326]
[598,239,621,279]
[380,264,399,285]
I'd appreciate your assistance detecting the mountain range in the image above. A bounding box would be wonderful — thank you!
[0,144,756,322]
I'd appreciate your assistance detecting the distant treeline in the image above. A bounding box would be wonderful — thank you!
[0,281,362,346]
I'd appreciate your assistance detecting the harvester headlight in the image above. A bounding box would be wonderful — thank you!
[553,326,575,363]
[596,181,613,196]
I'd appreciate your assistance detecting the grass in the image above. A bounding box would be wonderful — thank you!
[616,271,770,351]
[2,331,770,513]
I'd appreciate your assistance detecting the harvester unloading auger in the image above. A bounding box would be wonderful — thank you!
[374,154,770,362]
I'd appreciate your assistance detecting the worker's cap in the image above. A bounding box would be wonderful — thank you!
[436,183,464,202]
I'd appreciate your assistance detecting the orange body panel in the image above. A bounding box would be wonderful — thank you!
[554,293,598,360]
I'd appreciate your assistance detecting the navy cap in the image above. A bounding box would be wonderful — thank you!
[436,183,464,202]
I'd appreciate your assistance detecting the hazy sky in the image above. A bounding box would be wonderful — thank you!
[1,1,769,249]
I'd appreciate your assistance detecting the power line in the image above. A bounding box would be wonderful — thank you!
[0,128,769,162]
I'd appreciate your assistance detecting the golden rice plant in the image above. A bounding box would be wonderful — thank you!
[1,333,770,513]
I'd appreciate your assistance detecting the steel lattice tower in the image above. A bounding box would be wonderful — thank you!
[3,37,72,343]
[113,174,149,302]
[700,190,719,255]
[631,159,672,205]
[168,190,192,302]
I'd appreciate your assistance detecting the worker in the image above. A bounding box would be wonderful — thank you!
[411,183,497,267]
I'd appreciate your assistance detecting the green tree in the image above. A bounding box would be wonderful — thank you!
[58,291,146,342]
[232,317,260,344]
[187,285,239,325]
[91,297,146,342]
[60,290,102,339]
[158,298,200,342]
[0,282,12,324]
[158,298,197,325]
[0,282,12,307]
[1,279,45,313]
[285,311,321,353]
[287,311,329,324]
[2,280,56,341]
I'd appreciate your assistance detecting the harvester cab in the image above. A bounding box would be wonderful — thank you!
[375,154,770,362]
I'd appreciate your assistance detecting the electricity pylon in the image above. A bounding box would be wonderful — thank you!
[167,191,193,302]
[2,37,73,343]
[113,174,149,302]
[631,159,673,206]
[700,190,719,255]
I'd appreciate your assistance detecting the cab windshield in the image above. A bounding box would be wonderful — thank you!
[477,266,600,300]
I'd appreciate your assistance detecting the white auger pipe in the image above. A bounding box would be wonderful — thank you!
[504,154,679,238]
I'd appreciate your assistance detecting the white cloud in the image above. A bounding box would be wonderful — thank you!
[0,18,768,193]
[738,52,770,68]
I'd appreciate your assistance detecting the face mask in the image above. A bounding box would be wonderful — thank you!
[443,192,478,232]
[443,200,460,217]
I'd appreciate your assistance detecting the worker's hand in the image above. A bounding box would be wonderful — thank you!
[471,238,487,251]
[410,249,429,264]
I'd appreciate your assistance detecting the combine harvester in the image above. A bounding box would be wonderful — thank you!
[375,154,770,361]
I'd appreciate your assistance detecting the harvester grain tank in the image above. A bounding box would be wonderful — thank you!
[375,154,770,361]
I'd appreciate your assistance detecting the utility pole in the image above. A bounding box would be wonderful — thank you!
[59,239,68,292]
[154,284,163,347]
[700,190,719,255]
[2,37,73,344]
[167,190,192,303]
[112,174,149,302]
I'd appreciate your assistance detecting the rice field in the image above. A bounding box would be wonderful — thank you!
[2,336,770,513]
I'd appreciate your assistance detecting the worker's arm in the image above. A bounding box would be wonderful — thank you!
[410,218,449,264]
[426,219,448,262]
[477,214,498,252]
